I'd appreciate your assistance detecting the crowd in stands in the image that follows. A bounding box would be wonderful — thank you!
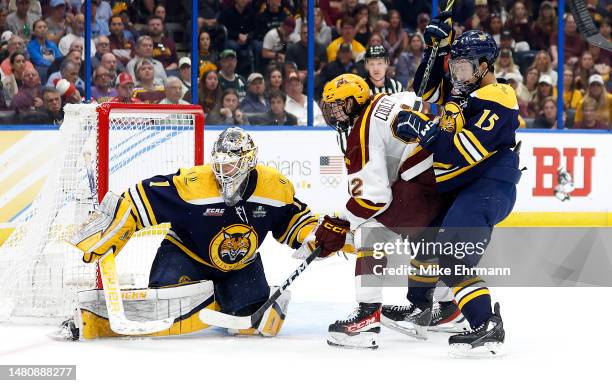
[0,0,609,129]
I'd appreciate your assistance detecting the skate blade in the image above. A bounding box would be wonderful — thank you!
[380,316,427,340]
[327,331,378,349]
[429,319,470,333]
[448,342,505,358]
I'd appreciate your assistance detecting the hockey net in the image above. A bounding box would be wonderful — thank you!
[0,103,204,322]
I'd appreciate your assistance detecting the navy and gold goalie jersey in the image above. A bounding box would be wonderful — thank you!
[122,164,317,272]
[413,53,521,192]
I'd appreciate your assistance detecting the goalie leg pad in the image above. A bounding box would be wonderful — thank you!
[228,286,291,337]
[75,281,217,339]
[71,191,137,263]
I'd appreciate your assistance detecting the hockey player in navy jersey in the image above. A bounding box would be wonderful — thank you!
[382,15,522,357]
[69,127,320,339]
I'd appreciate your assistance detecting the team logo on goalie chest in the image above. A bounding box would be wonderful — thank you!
[252,205,267,218]
[209,224,259,271]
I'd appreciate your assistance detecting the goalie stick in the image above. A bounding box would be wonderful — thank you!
[569,0,612,52]
[417,0,456,97]
[99,250,175,335]
[198,246,322,330]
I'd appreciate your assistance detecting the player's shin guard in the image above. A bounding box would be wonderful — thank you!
[227,286,291,337]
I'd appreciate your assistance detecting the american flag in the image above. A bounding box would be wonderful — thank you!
[320,156,344,174]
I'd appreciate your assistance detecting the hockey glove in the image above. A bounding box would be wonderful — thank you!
[314,215,350,257]
[396,110,441,147]
[424,11,453,54]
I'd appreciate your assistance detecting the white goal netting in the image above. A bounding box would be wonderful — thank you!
[0,103,203,322]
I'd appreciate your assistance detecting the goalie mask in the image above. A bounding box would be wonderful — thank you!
[211,127,258,206]
[321,74,370,153]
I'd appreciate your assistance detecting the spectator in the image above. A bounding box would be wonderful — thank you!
[41,86,63,123]
[47,57,84,94]
[415,13,430,36]
[366,0,387,31]
[0,35,33,75]
[486,12,503,45]
[45,0,69,44]
[573,99,608,129]
[551,13,588,66]
[127,35,167,85]
[147,16,177,71]
[7,0,41,16]
[528,74,556,118]
[313,7,332,47]
[284,71,325,126]
[504,1,530,44]
[130,0,156,25]
[198,0,224,53]
[160,76,189,104]
[198,30,218,76]
[109,72,140,103]
[265,66,283,95]
[206,88,250,125]
[498,30,514,51]
[494,48,523,83]
[91,65,117,102]
[177,57,191,98]
[574,51,598,91]
[285,24,327,76]
[532,97,559,129]
[1,51,26,105]
[533,50,557,84]
[327,16,365,62]
[530,1,556,51]
[262,17,296,65]
[240,72,269,115]
[132,58,165,103]
[381,9,408,64]
[504,72,528,108]
[218,0,255,76]
[318,43,356,95]
[108,15,135,66]
[352,4,371,47]
[563,68,583,111]
[390,0,430,32]
[465,0,491,32]
[26,19,62,80]
[10,65,42,112]
[100,52,121,79]
[6,0,37,39]
[117,8,138,42]
[574,74,611,125]
[363,45,403,95]
[217,49,247,101]
[251,89,297,125]
[88,1,110,37]
[58,14,96,57]
[395,33,424,89]
[47,40,83,79]
[199,70,222,114]
[0,6,9,35]
[253,0,290,43]
[91,35,119,70]
[94,0,112,26]
[517,67,539,114]
[154,4,166,22]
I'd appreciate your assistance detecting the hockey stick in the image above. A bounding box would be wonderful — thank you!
[99,250,175,335]
[198,246,322,329]
[417,0,456,97]
[569,0,612,52]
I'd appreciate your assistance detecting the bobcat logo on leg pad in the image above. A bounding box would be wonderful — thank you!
[209,224,259,271]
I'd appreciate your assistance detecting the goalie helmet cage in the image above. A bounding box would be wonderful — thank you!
[0,103,204,322]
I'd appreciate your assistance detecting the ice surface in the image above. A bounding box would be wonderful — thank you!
[0,237,609,385]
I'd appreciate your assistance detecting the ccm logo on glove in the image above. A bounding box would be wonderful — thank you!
[314,215,350,257]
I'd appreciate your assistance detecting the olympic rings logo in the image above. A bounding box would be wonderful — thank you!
[320,176,342,187]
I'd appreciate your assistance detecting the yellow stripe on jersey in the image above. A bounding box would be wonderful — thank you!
[435,151,497,182]
[359,94,385,168]
[124,191,144,229]
[288,217,318,246]
[473,83,518,110]
[150,181,170,187]
[457,288,490,310]
[165,233,217,269]
[277,207,311,244]
[453,133,476,164]
[137,182,158,225]
[354,198,386,211]
[251,165,295,206]
[357,250,375,259]
[433,162,453,170]
[453,277,484,295]
[462,129,489,158]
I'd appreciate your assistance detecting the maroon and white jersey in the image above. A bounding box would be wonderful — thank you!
[343,92,434,229]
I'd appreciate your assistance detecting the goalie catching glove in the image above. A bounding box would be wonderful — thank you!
[70,191,137,263]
